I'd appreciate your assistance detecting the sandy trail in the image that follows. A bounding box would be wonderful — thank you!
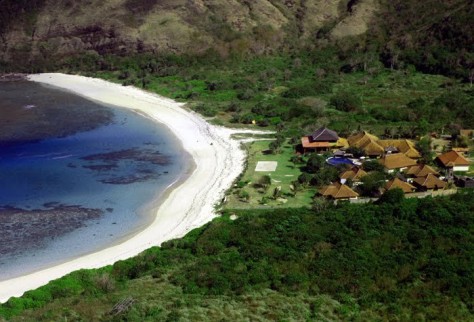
[0,73,270,302]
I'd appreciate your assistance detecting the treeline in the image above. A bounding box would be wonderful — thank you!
[2,46,472,139]
[376,0,473,81]
[2,189,474,320]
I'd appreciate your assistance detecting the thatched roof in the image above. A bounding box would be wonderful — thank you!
[340,167,368,181]
[437,150,470,167]
[413,174,447,190]
[347,131,379,146]
[347,131,384,156]
[347,132,421,158]
[319,183,359,199]
[336,137,349,148]
[379,153,417,170]
[405,164,439,177]
[378,139,421,158]
[385,178,416,193]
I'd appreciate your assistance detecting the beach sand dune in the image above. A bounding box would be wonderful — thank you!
[0,73,269,302]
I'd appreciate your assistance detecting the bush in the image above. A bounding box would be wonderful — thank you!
[226,102,242,113]
[346,146,365,158]
[306,154,326,173]
[377,188,405,204]
[237,89,255,100]
[330,91,362,112]
[194,103,217,117]
[256,175,272,190]
[359,171,387,197]
[362,160,385,172]
[298,173,313,185]
[238,190,250,201]
[94,273,116,293]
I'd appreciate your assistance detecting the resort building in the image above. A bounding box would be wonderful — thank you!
[347,131,384,157]
[339,167,367,184]
[347,131,421,158]
[436,150,470,172]
[404,164,439,179]
[377,139,421,159]
[301,127,348,153]
[318,182,359,200]
[412,173,447,191]
[379,153,417,173]
[385,178,416,194]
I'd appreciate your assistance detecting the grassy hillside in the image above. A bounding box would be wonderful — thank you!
[2,190,474,321]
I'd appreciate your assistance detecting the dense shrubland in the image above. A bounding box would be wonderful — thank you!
[2,190,474,320]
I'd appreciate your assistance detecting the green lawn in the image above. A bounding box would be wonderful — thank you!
[224,140,314,209]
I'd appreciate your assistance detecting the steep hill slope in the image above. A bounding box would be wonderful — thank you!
[0,0,377,63]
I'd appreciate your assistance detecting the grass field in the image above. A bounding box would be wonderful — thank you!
[224,140,314,209]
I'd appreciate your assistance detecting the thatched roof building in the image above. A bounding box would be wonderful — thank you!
[436,150,470,171]
[339,167,367,183]
[319,183,359,200]
[379,154,417,172]
[404,164,439,177]
[413,174,447,190]
[385,178,416,194]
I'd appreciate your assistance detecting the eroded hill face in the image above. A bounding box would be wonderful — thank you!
[0,0,379,62]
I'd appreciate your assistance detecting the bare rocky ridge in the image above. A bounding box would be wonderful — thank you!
[0,0,378,62]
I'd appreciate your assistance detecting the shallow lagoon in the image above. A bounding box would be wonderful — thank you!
[0,81,188,280]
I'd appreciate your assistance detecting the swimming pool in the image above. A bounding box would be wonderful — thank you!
[326,157,355,166]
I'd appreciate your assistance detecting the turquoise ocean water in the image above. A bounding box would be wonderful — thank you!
[0,81,188,280]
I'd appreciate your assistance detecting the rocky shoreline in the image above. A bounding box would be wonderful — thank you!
[0,73,27,82]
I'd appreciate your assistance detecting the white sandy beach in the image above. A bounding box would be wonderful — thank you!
[0,73,267,303]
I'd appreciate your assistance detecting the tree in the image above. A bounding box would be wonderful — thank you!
[311,167,339,187]
[330,91,362,112]
[269,140,282,154]
[346,146,365,158]
[298,173,313,186]
[362,160,385,172]
[257,175,272,190]
[416,137,434,164]
[269,135,285,154]
[377,188,405,204]
[305,154,326,173]
[359,172,386,197]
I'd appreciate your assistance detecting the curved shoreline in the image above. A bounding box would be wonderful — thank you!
[0,73,264,302]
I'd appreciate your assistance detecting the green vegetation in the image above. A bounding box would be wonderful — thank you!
[34,51,470,140]
[2,190,474,321]
[1,1,473,319]
[225,140,315,209]
[378,0,473,81]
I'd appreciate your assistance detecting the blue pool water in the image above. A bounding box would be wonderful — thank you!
[326,157,355,166]
[0,81,190,280]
